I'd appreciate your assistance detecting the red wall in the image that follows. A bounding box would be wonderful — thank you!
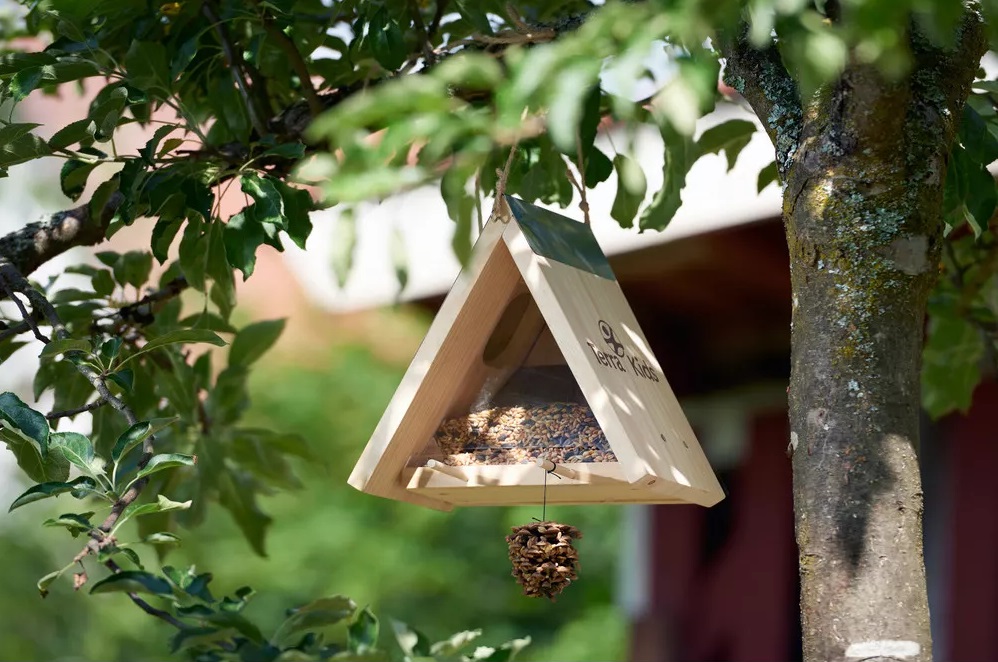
[946,381,998,661]
[632,389,998,662]
[631,412,798,662]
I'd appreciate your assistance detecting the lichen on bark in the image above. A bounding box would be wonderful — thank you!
[719,5,986,661]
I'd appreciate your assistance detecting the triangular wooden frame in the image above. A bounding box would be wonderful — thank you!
[348,196,725,511]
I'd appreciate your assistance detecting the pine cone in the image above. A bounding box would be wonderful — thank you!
[506,521,582,601]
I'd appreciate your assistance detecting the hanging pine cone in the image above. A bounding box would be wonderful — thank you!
[506,521,582,600]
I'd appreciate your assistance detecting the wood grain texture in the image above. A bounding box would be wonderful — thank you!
[348,203,724,510]
[503,220,724,506]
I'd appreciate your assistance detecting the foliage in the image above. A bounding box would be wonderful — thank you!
[0,0,997,658]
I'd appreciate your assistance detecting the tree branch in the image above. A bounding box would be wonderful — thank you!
[94,276,189,329]
[0,259,160,589]
[203,1,272,137]
[715,22,803,175]
[47,398,107,420]
[0,6,595,288]
[0,192,122,294]
[258,8,322,117]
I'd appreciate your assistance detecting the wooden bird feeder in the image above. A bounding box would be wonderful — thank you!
[348,196,725,511]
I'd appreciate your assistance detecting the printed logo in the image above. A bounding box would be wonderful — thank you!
[599,320,625,357]
[586,320,660,383]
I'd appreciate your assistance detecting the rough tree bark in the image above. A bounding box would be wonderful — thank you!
[723,8,986,661]
[786,36,987,661]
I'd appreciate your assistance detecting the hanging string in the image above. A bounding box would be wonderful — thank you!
[533,462,562,523]
[487,142,519,225]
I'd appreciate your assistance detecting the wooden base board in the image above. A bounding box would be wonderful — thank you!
[402,462,721,507]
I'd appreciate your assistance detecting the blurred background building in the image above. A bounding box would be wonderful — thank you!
[2,72,997,662]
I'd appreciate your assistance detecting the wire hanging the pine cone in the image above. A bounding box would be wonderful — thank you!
[506,521,582,600]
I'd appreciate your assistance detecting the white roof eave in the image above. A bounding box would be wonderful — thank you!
[285,105,782,312]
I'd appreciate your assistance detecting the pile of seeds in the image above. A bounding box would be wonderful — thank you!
[433,402,616,466]
[506,521,583,600]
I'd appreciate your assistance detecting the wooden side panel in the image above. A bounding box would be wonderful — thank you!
[348,219,519,509]
[503,222,724,506]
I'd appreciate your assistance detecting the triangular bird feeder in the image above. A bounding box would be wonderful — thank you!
[348,196,725,511]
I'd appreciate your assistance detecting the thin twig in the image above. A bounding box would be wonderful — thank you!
[104,559,186,629]
[47,398,108,421]
[203,1,271,136]
[574,128,591,225]
[94,277,189,327]
[258,8,322,116]
[0,259,160,590]
[0,318,30,343]
[427,0,449,40]
[0,285,49,343]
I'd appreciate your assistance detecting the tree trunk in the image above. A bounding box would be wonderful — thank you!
[717,11,987,661]
[785,80,935,662]
[782,42,982,662]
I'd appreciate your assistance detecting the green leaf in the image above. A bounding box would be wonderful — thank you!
[113,251,154,289]
[548,63,602,153]
[9,66,45,101]
[0,430,68,484]
[205,611,265,644]
[151,217,184,263]
[88,85,129,141]
[441,167,475,268]
[331,209,357,287]
[97,545,143,568]
[610,154,647,228]
[141,124,178,164]
[92,269,115,297]
[218,470,271,556]
[922,314,984,418]
[583,147,613,188]
[49,431,101,476]
[108,369,134,393]
[430,629,482,657]
[48,119,97,150]
[8,478,95,511]
[117,495,192,530]
[141,532,181,546]
[125,40,171,95]
[0,392,50,452]
[129,453,196,485]
[638,123,696,232]
[348,607,380,654]
[43,511,95,535]
[118,329,225,367]
[39,338,91,357]
[454,0,494,34]
[697,119,756,171]
[170,627,231,654]
[223,206,267,280]
[392,620,431,657]
[101,338,123,361]
[479,637,532,662]
[368,8,408,71]
[37,567,71,597]
[229,319,286,367]
[241,173,285,228]
[0,124,52,168]
[757,160,779,193]
[274,180,314,250]
[207,220,236,318]
[90,570,172,595]
[112,417,179,462]
[60,159,98,201]
[274,595,357,641]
